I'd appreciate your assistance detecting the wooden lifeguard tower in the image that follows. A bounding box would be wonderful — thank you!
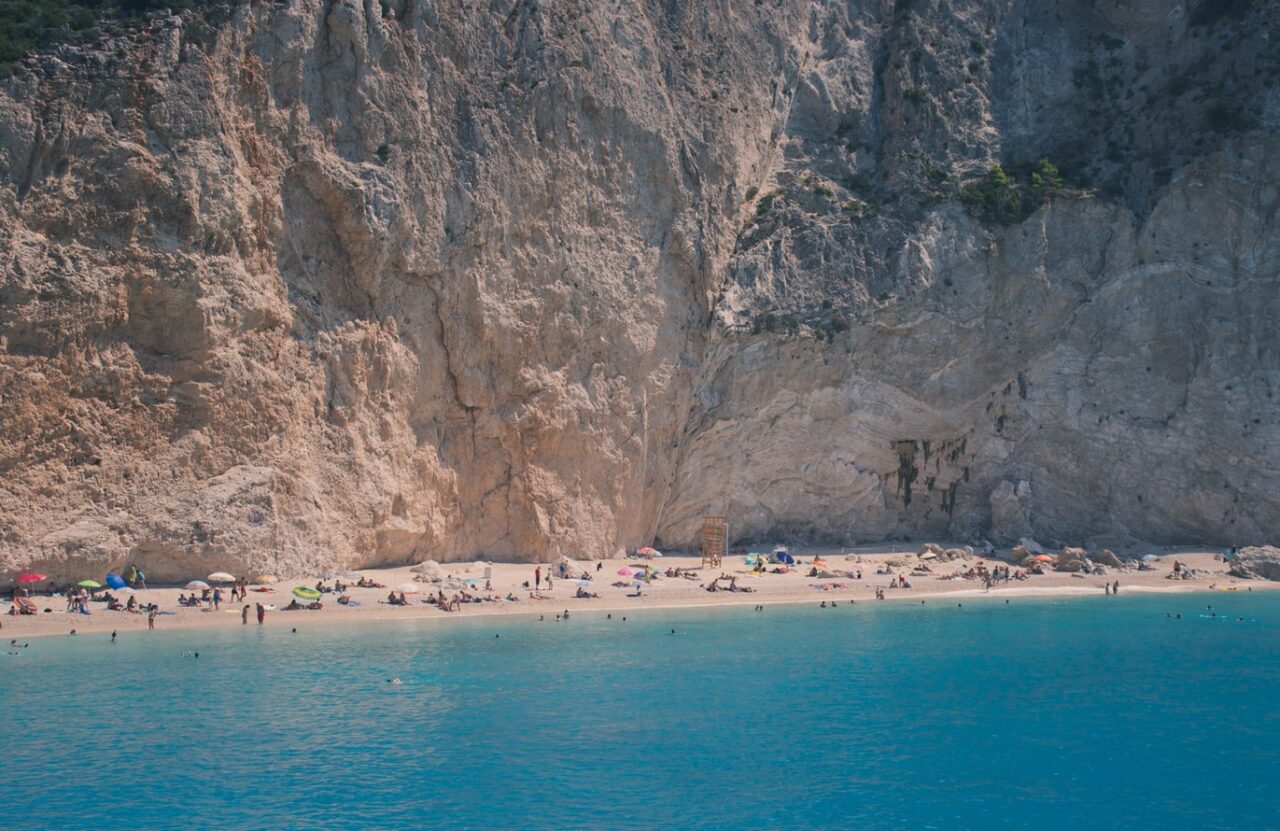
[700,515,727,568]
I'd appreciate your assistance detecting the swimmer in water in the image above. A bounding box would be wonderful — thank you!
[387,678,402,685]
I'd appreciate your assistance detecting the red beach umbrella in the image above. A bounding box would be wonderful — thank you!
[16,573,47,583]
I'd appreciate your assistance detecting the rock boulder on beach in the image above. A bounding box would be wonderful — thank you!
[1228,547,1280,581]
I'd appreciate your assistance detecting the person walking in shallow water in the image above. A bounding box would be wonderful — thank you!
[1113,580,1120,595]
[256,603,265,625]
[242,604,250,625]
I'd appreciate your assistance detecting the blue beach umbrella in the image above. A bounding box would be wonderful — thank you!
[105,572,127,590]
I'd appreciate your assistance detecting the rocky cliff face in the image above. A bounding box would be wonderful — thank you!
[1,0,1276,579]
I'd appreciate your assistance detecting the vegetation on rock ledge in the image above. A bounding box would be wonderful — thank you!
[0,0,200,70]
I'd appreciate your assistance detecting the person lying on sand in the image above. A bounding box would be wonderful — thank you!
[575,587,600,599]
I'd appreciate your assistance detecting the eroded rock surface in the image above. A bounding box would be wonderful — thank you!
[1,1,1277,578]
[1229,546,1280,582]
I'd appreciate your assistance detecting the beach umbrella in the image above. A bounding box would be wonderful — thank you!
[185,580,211,591]
[292,586,321,601]
[1032,555,1054,563]
[207,572,235,583]
[395,582,420,594]
[919,552,937,560]
[1141,554,1158,562]
[16,572,47,583]
[577,579,594,587]
[105,572,127,589]
[250,575,277,585]
[617,567,633,576]
[78,579,102,588]
[114,586,137,594]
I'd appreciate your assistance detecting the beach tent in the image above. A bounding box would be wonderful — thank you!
[395,582,420,594]
[771,547,796,565]
[250,575,278,585]
[292,586,321,601]
[105,572,127,589]
[634,546,661,559]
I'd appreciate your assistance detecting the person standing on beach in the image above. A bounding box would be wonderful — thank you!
[241,604,250,625]
[256,603,265,625]
[535,567,541,590]
[147,608,157,630]
[212,587,221,610]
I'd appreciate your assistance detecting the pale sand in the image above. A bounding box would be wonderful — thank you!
[3,546,1272,640]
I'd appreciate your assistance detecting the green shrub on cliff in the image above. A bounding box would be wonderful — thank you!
[962,159,1065,224]
[0,0,199,71]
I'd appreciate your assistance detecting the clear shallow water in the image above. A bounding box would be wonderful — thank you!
[2,592,1278,830]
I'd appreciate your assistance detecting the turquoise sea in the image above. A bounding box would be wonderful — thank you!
[2,592,1278,830]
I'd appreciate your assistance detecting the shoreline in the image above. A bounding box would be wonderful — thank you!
[5,548,1274,641]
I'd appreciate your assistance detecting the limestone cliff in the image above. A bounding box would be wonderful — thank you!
[0,0,1276,579]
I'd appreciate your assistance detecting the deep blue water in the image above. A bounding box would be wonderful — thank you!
[2,592,1278,830]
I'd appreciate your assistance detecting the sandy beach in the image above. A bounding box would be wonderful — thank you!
[3,546,1272,640]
